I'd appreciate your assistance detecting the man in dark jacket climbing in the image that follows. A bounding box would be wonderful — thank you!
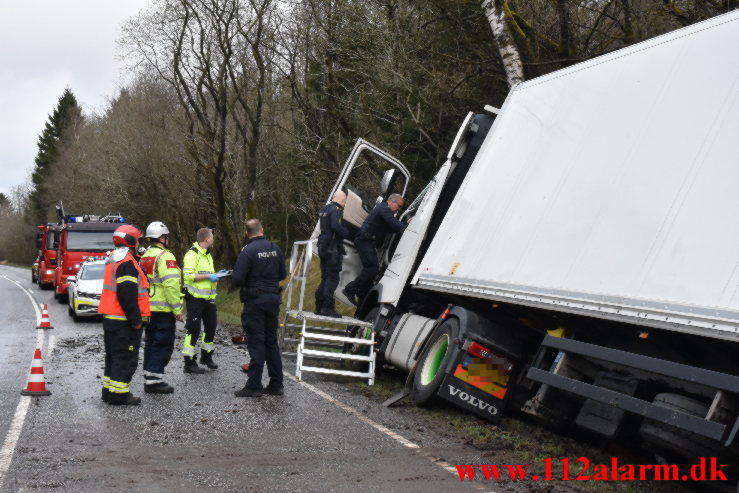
[315,190,349,318]
[343,193,406,306]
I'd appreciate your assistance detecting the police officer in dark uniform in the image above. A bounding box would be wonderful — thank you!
[343,193,406,306]
[232,219,287,397]
[315,190,349,318]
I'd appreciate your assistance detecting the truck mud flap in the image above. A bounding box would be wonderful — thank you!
[437,375,507,424]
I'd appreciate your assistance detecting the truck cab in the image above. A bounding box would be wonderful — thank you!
[311,140,411,311]
[35,223,61,289]
[53,216,125,301]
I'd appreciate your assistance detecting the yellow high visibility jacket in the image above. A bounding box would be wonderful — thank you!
[140,243,184,315]
[183,242,217,300]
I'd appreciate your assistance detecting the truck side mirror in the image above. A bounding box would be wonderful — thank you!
[36,238,42,249]
[380,169,396,196]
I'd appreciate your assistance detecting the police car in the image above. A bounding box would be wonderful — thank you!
[67,259,106,321]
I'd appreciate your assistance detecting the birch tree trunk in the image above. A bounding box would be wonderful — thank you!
[481,0,525,88]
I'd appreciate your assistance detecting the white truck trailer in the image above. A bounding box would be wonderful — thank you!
[308,11,739,464]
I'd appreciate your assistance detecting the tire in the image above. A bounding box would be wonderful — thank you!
[411,318,459,405]
[640,393,731,461]
[68,302,74,317]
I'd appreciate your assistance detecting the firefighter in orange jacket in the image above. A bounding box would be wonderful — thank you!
[99,225,151,406]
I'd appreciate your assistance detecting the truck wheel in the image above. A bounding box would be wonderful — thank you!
[411,318,459,405]
[640,393,732,461]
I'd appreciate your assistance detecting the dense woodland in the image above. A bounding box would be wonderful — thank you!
[1,0,735,266]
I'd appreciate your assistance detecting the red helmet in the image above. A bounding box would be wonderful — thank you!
[112,225,141,248]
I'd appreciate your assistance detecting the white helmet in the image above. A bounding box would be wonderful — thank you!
[145,221,170,239]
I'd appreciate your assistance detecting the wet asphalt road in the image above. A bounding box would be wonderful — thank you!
[0,265,528,493]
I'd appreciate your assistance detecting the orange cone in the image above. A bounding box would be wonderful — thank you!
[37,304,54,330]
[21,348,51,396]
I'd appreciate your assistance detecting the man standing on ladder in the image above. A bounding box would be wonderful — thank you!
[182,227,222,373]
[343,193,406,306]
[139,221,183,393]
[315,190,348,318]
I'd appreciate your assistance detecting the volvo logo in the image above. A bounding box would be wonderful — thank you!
[447,385,498,415]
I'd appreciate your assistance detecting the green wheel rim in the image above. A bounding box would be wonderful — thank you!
[420,334,449,386]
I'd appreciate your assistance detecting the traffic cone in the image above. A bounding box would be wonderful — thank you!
[37,304,54,330]
[21,348,51,396]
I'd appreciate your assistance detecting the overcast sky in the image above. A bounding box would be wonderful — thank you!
[0,0,150,198]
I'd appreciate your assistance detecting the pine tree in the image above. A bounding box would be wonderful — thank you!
[27,88,82,223]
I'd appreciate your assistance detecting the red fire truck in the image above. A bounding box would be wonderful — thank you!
[33,223,62,288]
[52,212,127,301]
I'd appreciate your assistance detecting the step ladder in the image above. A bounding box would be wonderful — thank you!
[289,310,375,385]
[281,240,376,385]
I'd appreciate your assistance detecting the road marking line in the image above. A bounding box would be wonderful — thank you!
[0,274,47,489]
[285,373,494,492]
[0,396,31,484]
[0,275,42,326]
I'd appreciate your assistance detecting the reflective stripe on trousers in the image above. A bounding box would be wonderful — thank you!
[182,333,214,355]
[201,333,214,353]
[182,333,196,357]
[143,370,164,385]
[107,379,130,394]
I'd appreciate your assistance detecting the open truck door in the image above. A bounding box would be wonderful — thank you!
[312,139,410,308]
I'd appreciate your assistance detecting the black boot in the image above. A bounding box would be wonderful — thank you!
[263,385,284,396]
[108,392,141,406]
[319,306,342,318]
[342,287,358,306]
[145,382,174,394]
[201,350,218,370]
[234,386,263,398]
[184,356,206,374]
[101,387,110,402]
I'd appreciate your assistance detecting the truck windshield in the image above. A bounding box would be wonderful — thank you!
[67,232,114,251]
[80,264,105,280]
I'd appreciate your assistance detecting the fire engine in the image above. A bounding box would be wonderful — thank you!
[50,203,127,301]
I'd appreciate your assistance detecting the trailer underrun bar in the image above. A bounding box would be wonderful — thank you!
[526,335,739,444]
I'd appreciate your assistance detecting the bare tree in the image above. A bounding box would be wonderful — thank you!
[481,0,525,87]
[121,0,279,264]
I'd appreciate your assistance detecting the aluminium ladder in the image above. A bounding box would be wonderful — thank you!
[281,240,376,385]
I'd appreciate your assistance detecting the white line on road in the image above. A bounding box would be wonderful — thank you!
[48,334,57,359]
[0,274,48,489]
[285,373,494,492]
[0,397,31,483]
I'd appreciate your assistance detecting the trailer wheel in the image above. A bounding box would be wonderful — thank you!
[640,393,732,461]
[411,318,459,405]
